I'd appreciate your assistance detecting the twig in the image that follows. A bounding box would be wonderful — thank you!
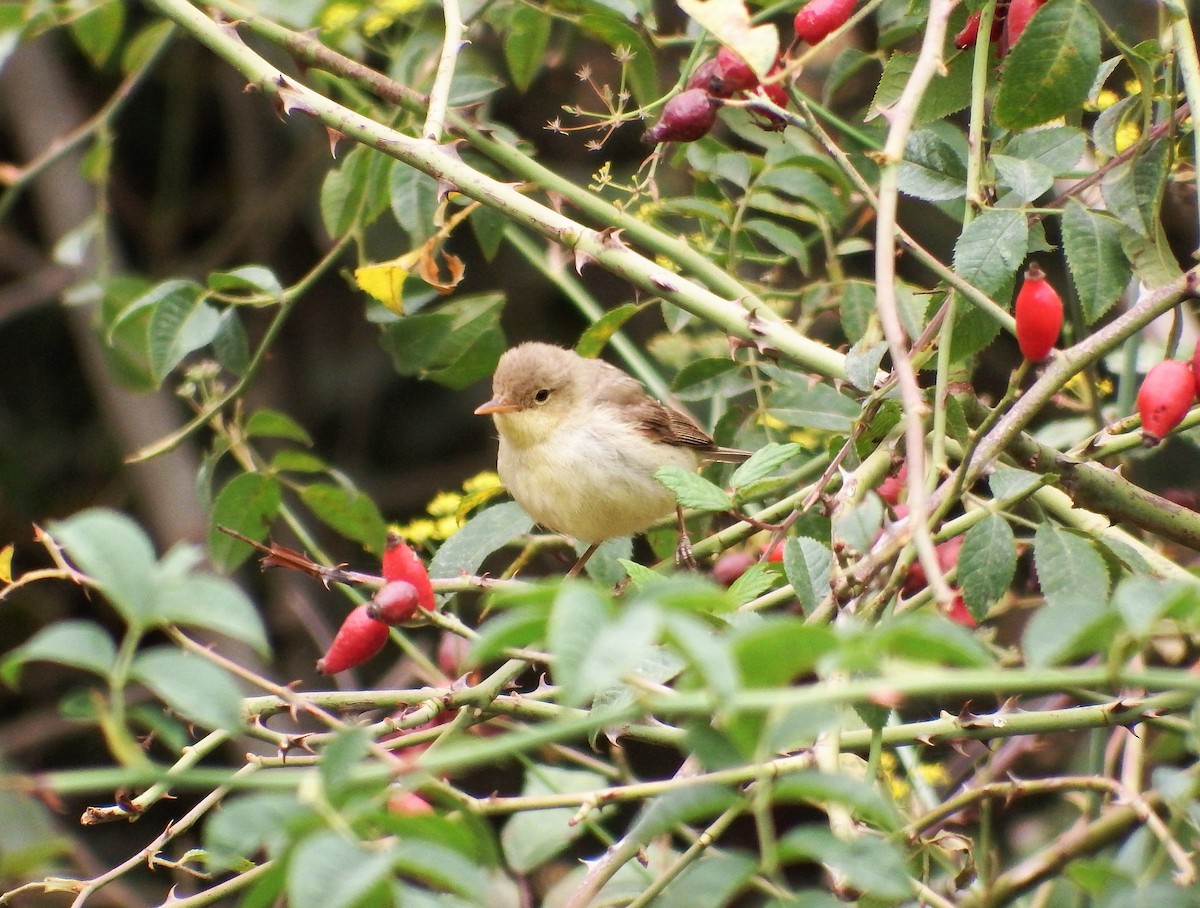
[423,0,464,140]
[871,0,957,608]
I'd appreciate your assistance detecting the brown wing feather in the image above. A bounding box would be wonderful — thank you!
[631,398,751,462]
[588,355,752,463]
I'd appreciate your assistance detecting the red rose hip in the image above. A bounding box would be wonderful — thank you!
[793,0,857,45]
[1190,339,1200,403]
[317,604,390,674]
[643,89,719,144]
[1002,0,1045,54]
[383,532,435,613]
[712,550,755,586]
[367,580,420,625]
[1137,359,1195,446]
[711,47,759,95]
[1014,262,1063,362]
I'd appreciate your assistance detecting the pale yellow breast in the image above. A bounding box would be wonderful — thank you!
[496,407,699,543]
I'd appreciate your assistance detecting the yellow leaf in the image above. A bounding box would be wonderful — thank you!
[0,544,11,584]
[355,249,422,314]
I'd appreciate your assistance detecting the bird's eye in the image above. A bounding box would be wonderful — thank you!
[533,388,551,404]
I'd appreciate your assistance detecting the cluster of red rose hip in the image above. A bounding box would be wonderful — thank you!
[643,0,856,144]
[1014,265,1199,446]
[645,0,1050,146]
[953,0,1046,54]
[316,532,436,675]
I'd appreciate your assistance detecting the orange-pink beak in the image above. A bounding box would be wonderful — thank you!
[474,398,523,416]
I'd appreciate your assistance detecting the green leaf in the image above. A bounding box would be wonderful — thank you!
[570,604,662,708]
[953,208,1029,300]
[779,827,913,900]
[428,501,535,581]
[732,618,837,687]
[654,852,757,908]
[2,621,116,687]
[992,154,1055,204]
[71,0,124,67]
[672,357,741,394]
[212,310,250,376]
[726,563,780,605]
[1025,523,1114,666]
[988,467,1044,502]
[838,280,879,344]
[388,163,439,244]
[1033,523,1110,613]
[423,295,507,389]
[131,647,244,730]
[321,147,375,238]
[844,340,887,392]
[994,0,1101,130]
[1022,597,1114,668]
[628,785,740,844]
[742,218,810,269]
[392,840,490,899]
[469,599,553,665]
[772,770,902,831]
[834,495,884,555]
[664,612,740,699]
[655,466,733,511]
[782,537,833,613]
[208,473,282,572]
[156,573,270,656]
[469,205,507,261]
[547,584,615,706]
[271,449,328,474]
[873,50,973,124]
[299,483,387,555]
[207,265,283,297]
[875,613,993,667]
[1006,126,1088,175]
[501,766,609,872]
[575,304,648,359]
[1061,201,1130,324]
[318,727,374,805]
[617,558,661,589]
[146,284,221,383]
[950,209,1028,361]
[1113,577,1194,637]
[50,509,157,628]
[958,514,1017,618]
[504,5,551,93]
[110,275,201,335]
[244,408,313,444]
[204,793,310,871]
[288,831,393,908]
[0,4,26,73]
[1120,223,1183,288]
[767,380,861,433]
[381,294,506,389]
[1101,139,1169,239]
[730,443,801,491]
[900,127,968,201]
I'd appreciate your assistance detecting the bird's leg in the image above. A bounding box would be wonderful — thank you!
[674,506,698,571]
[567,542,601,578]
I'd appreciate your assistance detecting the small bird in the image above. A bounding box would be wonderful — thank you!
[475,342,750,574]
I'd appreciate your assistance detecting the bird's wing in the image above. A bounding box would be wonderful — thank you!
[589,357,752,462]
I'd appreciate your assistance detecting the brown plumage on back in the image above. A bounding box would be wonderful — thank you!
[475,342,751,561]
